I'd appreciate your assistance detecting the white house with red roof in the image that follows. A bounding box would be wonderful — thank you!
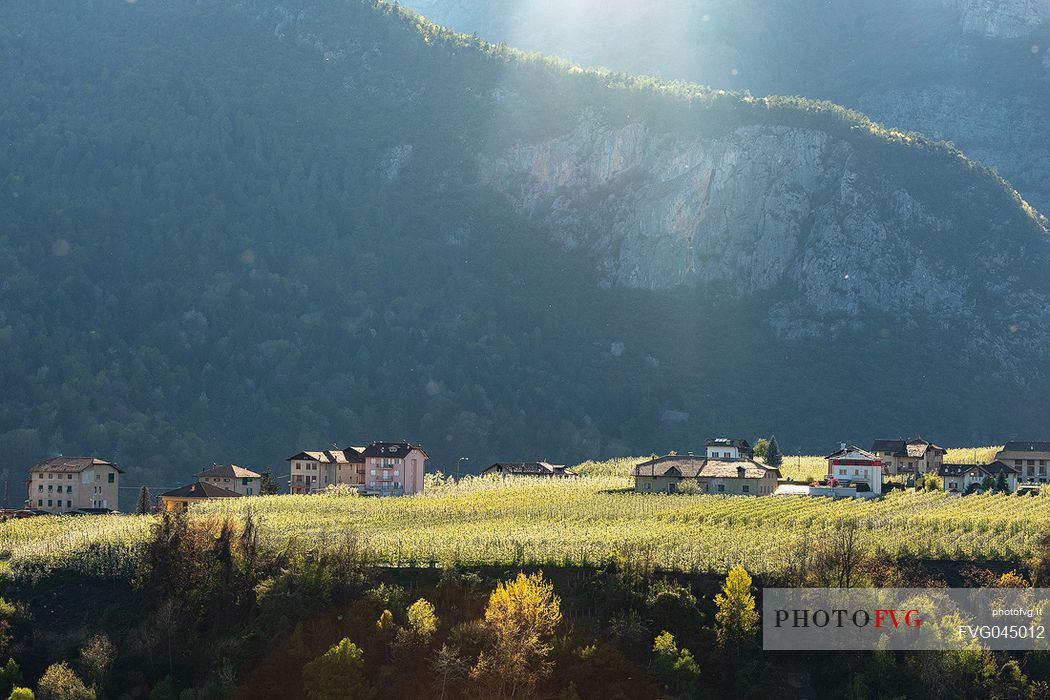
[825,444,884,495]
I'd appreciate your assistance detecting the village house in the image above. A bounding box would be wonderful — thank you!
[288,441,428,496]
[995,441,1050,485]
[939,462,1021,493]
[159,481,242,512]
[705,438,753,460]
[481,462,579,478]
[195,464,262,496]
[26,457,122,513]
[361,442,428,496]
[633,440,780,495]
[825,444,884,495]
[870,438,946,476]
[286,448,366,495]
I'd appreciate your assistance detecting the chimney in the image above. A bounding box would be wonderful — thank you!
[840,442,847,451]
[737,466,745,478]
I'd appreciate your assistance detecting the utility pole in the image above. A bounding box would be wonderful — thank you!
[457,456,469,480]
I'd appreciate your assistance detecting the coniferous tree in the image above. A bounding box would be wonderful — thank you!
[135,486,151,515]
[259,471,280,496]
[765,436,783,468]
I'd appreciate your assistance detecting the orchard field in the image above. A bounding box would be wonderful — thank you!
[1,452,1047,582]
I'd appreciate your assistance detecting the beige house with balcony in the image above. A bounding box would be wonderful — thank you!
[286,448,366,494]
[26,456,123,513]
[195,464,262,496]
[870,438,946,476]
[995,442,1050,485]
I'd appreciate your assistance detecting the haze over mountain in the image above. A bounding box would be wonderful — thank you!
[408,0,1050,214]
[1,0,1048,489]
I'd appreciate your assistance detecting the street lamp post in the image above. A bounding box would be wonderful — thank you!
[457,457,469,480]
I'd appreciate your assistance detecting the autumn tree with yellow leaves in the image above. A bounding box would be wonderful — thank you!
[470,572,562,698]
[714,565,760,648]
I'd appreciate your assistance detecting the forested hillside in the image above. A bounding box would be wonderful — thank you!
[407,0,1050,212]
[1,0,1049,491]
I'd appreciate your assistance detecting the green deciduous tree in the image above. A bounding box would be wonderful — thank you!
[650,631,700,699]
[35,663,93,700]
[0,660,24,699]
[302,639,366,700]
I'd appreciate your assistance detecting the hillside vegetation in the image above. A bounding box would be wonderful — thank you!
[1,0,1048,491]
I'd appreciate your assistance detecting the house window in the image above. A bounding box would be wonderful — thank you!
[742,484,750,493]
[95,474,100,481]
[37,485,42,492]
[37,500,42,507]
[394,470,400,477]
[47,500,52,507]
[717,484,725,493]
[370,469,376,476]
[66,486,71,493]
[370,481,376,488]
[242,478,249,485]
[642,483,650,491]
[108,473,114,483]
[66,500,71,508]
[394,482,401,488]
[48,474,53,479]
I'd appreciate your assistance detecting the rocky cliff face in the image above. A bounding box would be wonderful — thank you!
[478,114,1049,349]
[946,0,1050,38]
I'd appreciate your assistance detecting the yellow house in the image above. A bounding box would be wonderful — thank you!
[159,481,242,512]
[195,464,262,496]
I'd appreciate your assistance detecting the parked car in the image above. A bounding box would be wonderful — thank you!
[69,508,119,516]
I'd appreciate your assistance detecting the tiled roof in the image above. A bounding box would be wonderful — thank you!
[160,482,242,499]
[984,460,1021,476]
[871,439,906,454]
[634,455,777,480]
[937,464,972,478]
[196,464,261,479]
[483,462,576,476]
[286,448,364,464]
[28,457,124,474]
[1001,441,1050,453]
[826,445,879,460]
[938,462,1020,478]
[704,438,752,450]
[360,442,429,459]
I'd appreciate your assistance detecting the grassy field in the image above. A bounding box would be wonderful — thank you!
[1,453,1046,581]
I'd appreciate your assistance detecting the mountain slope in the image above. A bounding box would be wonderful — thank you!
[406,0,1050,214]
[1,0,1048,490]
